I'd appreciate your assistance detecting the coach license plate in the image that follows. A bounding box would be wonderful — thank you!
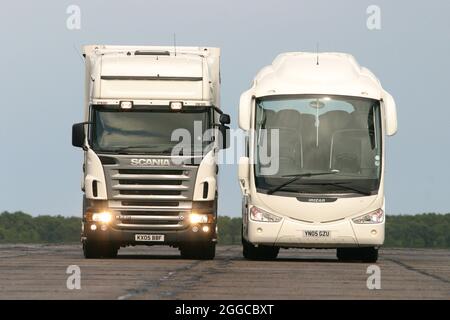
[135,234,165,242]
[304,230,331,238]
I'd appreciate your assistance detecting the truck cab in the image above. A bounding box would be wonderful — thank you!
[238,52,397,262]
[72,45,229,259]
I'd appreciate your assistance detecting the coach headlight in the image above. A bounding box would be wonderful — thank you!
[352,209,384,224]
[250,206,282,222]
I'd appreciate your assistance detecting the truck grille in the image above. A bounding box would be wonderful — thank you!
[114,209,187,230]
[101,155,198,231]
[112,168,189,200]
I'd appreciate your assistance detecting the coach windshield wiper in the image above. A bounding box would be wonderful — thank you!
[267,170,340,195]
[300,181,372,196]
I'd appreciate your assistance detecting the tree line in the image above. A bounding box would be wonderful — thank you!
[0,211,449,248]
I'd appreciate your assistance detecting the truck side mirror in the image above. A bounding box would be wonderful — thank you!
[238,156,250,192]
[219,113,231,125]
[383,90,398,136]
[218,124,230,149]
[239,90,253,131]
[72,122,87,148]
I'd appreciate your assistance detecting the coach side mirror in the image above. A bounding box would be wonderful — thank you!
[238,156,250,193]
[383,90,398,136]
[239,90,253,131]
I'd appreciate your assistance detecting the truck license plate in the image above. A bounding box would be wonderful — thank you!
[304,230,331,238]
[135,234,165,242]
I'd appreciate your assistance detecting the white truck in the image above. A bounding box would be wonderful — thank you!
[238,52,397,262]
[72,45,230,259]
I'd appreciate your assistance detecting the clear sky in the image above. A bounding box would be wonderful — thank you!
[1,0,450,217]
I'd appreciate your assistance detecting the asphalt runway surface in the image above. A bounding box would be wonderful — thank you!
[0,244,448,299]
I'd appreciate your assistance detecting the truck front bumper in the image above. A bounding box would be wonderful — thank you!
[246,217,384,248]
[82,222,216,247]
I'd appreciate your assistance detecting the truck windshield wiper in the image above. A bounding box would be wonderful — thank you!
[108,145,173,154]
[300,181,372,196]
[267,170,340,195]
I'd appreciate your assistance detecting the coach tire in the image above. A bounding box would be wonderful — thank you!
[243,238,279,260]
[337,247,378,263]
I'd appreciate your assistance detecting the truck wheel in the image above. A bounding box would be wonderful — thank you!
[337,247,378,263]
[180,242,216,260]
[200,242,216,260]
[242,238,279,260]
[83,241,118,259]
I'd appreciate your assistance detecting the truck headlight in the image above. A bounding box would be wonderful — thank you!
[250,206,282,222]
[352,209,384,224]
[92,211,113,224]
[190,213,209,224]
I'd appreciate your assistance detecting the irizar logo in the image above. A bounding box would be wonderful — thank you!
[297,197,337,203]
[308,198,327,203]
[131,159,170,166]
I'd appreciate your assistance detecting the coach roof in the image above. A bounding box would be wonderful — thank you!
[253,52,383,100]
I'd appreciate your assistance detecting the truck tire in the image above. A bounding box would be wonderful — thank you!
[83,241,118,259]
[180,242,216,260]
[242,238,279,260]
[337,247,378,263]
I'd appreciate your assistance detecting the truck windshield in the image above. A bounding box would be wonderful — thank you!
[254,95,382,196]
[91,106,213,155]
